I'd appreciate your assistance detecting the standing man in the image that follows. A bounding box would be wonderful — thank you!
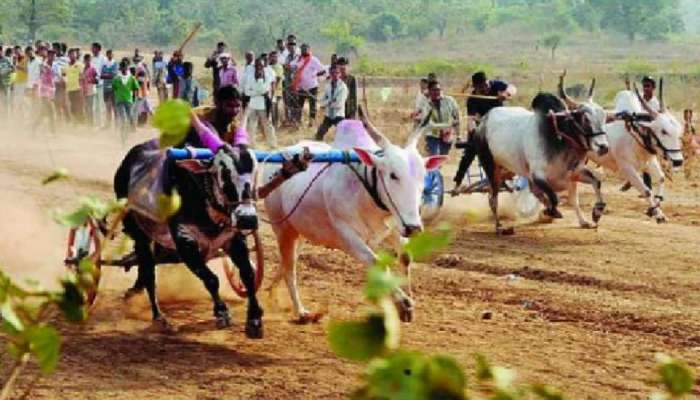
[218,53,238,89]
[12,47,28,118]
[0,48,14,118]
[90,43,108,126]
[416,80,460,156]
[33,50,58,133]
[336,57,357,119]
[290,43,326,128]
[65,49,84,123]
[268,51,284,128]
[80,53,98,125]
[204,41,227,92]
[282,37,299,125]
[452,71,515,192]
[275,38,286,55]
[112,60,139,142]
[101,49,118,129]
[152,51,168,103]
[245,58,276,148]
[315,64,348,140]
[240,51,255,109]
[26,46,42,117]
[167,50,185,99]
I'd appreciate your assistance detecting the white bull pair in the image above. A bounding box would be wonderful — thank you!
[570,81,684,223]
[263,117,447,322]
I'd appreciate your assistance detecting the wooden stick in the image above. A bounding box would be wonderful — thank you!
[177,22,202,54]
[447,93,500,100]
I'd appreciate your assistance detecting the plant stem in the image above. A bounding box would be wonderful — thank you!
[0,353,30,400]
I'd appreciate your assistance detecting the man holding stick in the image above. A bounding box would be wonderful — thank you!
[452,71,516,193]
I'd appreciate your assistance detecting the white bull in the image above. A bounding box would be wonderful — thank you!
[570,79,684,223]
[263,115,447,323]
[475,77,611,234]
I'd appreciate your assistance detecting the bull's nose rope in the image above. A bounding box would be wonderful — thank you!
[260,163,333,225]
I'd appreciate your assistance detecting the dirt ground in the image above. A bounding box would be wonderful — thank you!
[1,116,699,400]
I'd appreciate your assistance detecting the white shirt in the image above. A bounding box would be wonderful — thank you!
[281,48,298,66]
[245,70,272,111]
[321,79,348,118]
[646,96,661,112]
[91,54,108,85]
[27,56,44,88]
[240,64,255,95]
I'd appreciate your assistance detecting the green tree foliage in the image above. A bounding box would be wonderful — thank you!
[0,0,688,48]
[591,0,684,41]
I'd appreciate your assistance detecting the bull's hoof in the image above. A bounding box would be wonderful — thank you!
[579,220,596,229]
[395,298,414,323]
[544,208,563,219]
[152,316,177,334]
[592,202,606,223]
[656,215,668,224]
[295,312,324,325]
[497,227,515,236]
[215,313,232,329]
[245,319,264,339]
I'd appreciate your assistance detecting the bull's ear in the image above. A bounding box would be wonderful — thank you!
[354,147,379,167]
[177,159,210,174]
[425,155,449,171]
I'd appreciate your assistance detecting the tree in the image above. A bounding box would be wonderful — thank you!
[541,33,562,60]
[367,12,402,42]
[321,21,365,57]
[592,0,684,41]
[15,0,70,42]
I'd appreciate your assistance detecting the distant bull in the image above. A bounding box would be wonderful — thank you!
[263,109,447,323]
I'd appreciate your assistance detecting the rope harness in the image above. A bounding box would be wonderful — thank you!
[548,111,606,155]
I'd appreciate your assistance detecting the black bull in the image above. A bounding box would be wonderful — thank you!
[114,140,294,339]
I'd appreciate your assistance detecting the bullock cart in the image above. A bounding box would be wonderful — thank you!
[63,147,361,306]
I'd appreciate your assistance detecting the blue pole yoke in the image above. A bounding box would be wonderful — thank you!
[166,147,362,164]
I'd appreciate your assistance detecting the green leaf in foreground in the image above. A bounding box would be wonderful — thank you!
[364,264,405,303]
[656,353,694,396]
[57,278,87,323]
[403,225,451,262]
[425,354,467,399]
[53,206,91,228]
[156,190,182,220]
[475,354,493,381]
[153,99,192,148]
[365,351,430,400]
[25,325,61,373]
[531,384,565,400]
[41,168,70,185]
[1,300,24,332]
[328,314,387,362]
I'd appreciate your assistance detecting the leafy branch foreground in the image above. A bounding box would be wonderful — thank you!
[326,229,696,400]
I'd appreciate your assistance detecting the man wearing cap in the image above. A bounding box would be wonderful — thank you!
[205,42,227,92]
[218,53,238,89]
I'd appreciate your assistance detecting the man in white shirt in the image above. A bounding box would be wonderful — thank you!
[315,64,348,140]
[240,51,255,108]
[245,58,276,148]
[90,42,108,127]
[289,43,326,127]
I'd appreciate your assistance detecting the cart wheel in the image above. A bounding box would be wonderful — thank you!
[223,230,265,298]
[65,219,102,307]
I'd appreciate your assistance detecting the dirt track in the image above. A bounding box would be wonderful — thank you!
[1,122,699,400]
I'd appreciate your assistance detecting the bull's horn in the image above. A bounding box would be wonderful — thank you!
[406,126,427,149]
[633,83,659,118]
[587,78,596,101]
[659,77,666,113]
[358,104,390,148]
[558,70,579,110]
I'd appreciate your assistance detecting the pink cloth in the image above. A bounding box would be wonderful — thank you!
[232,127,249,146]
[332,119,377,150]
[219,65,238,88]
[38,64,56,99]
[191,119,225,151]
